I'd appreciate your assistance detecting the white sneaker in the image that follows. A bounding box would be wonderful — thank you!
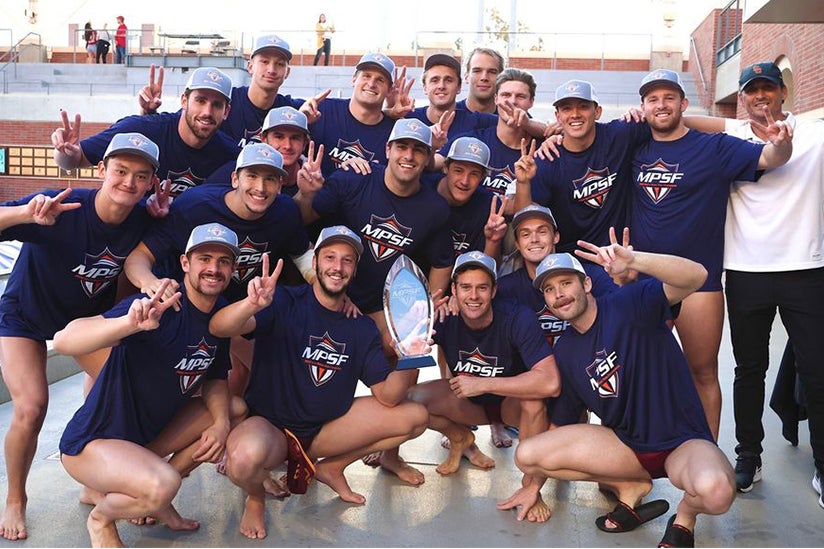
[814,469,824,510]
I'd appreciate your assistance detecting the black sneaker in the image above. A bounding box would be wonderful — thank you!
[735,454,762,493]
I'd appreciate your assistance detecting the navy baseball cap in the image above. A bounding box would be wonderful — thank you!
[261,106,309,136]
[388,118,432,149]
[356,52,395,83]
[314,225,364,257]
[425,53,462,78]
[185,223,240,258]
[251,34,292,61]
[451,251,497,282]
[185,67,232,101]
[446,137,490,170]
[554,79,599,106]
[739,62,784,90]
[512,204,558,231]
[235,143,287,177]
[533,253,586,290]
[103,132,159,171]
[639,68,685,98]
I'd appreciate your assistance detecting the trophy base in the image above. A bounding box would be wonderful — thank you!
[396,355,437,370]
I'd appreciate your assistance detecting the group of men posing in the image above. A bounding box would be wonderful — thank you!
[0,30,821,549]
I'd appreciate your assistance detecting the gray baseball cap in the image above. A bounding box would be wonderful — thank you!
[185,67,233,101]
[639,68,685,98]
[388,118,432,149]
[261,106,309,136]
[554,79,599,106]
[235,143,287,177]
[425,53,461,78]
[451,251,497,282]
[314,225,364,257]
[103,132,159,171]
[512,204,558,231]
[446,137,490,170]
[251,34,292,61]
[533,253,586,290]
[185,223,240,258]
[356,52,395,83]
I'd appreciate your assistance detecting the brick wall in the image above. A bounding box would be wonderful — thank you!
[688,9,740,117]
[737,22,824,118]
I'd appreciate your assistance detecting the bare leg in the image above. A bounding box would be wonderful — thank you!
[674,291,724,441]
[0,337,48,541]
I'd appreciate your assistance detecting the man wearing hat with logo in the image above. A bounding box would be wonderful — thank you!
[124,143,313,396]
[518,242,734,547]
[685,62,824,502]
[628,67,792,442]
[497,204,616,346]
[210,226,428,539]
[0,133,165,542]
[139,35,306,147]
[54,223,244,548]
[408,250,559,522]
[53,66,239,199]
[205,106,312,197]
[514,79,651,253]
[298,52,413,177]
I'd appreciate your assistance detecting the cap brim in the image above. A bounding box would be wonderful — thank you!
[425,54,461,76]
[532,267,582,290]
[356,62,393,82]
[104,147,159,170]
[237,163,288,177]
[262,122,310,136]
[446,156,488,170]
[316,235,364,257]
[186,241,240,258]
[513,211,557,230]
[451,259,496,281]
[388,135,432,150]
[739,75,782,90]
[252,46,292,61]
[639,81,684,97]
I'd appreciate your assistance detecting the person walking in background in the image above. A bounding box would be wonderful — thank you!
[95,23,111,64]
[313,13,334,67]
[115,16,127,64]
[84,22,97,64]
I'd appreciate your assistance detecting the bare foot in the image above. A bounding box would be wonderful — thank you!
[361,451,381,467]
[154,504,199,531]
[1,502,27,541]
[490,423,513,448]
[315,460,366,504]
[87,509,124,548]
[129,515,156,526]
[239,495,267,539]
[526,494,551,523]
[462,443,495,469]
[379,454,425,486]
[215,450,228,476]
[437,430,475,475]
[263,473,290,499]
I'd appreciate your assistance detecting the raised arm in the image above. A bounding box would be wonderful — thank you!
[210,255,283,337]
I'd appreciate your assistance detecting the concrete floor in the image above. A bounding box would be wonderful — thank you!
[0,316,822,547]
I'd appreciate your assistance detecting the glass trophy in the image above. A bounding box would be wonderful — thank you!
[383,255,436,369]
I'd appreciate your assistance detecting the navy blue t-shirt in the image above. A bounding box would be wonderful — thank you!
[0,188,150,340]
[455,99,499,115]
[496,262,616,346]
[60,288,230,455]
[80,113,240,197]
[141,183,309,303]
[423,178,494,257]
[409,106,497,154]
[312,166,454,313]
[245,284,392,438]
[308,98,396,177]
[551,279,713,452]
[531,120,651,252]
[433,298,553,406]
[631,130,763,291]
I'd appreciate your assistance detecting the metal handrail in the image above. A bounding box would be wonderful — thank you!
[690,36,708,92]
[0,32,42,93]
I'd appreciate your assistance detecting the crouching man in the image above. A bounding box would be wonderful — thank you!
[209,226,429,540]
[516,242,735,547]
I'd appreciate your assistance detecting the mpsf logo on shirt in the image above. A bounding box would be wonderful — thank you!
[301,332,350,387]
[454,347,504,377]
[586,349,621,398]
[572,167,617,209]
[537,305,568,346]
[233,237,269,284]
[482,166,515,195]
[361,214,413,262]
[71,247,126,298]
[636,158,683,204]
[451,230,470,254]
[165,168,206,198]
[174,337,217,394]
[329,139,376,167]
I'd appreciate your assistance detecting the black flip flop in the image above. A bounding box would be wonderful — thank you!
[595,499,670,533]
[658,514,695,547]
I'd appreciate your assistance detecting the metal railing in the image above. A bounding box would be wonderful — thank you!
[691,36,708,92]
[0,31,42,93]
[715,0,743,66]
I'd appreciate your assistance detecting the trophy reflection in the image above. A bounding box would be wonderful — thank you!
[383,255,436,369]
